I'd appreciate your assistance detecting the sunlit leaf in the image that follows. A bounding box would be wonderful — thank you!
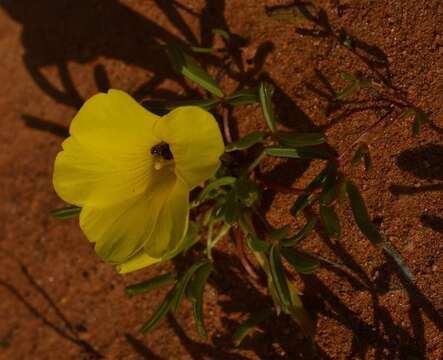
[259,81,277,132]
[346,181,383,245]
[275,132,326,147]
[212,28,230,41]
[232,309,274,346]
[265,146,331,159]
[166,43,224,97]
[269,245,292,312]
[320,205,341,238]
[126,273,176,297]
[187,262,213,338]
[225,131,265,152]
[281,248,320,274]
[51,206,81,219]
[287,281,314,335]
[194,176,237,206]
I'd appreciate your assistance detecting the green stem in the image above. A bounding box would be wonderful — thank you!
[207,223,231,260]
[247,150,266,173]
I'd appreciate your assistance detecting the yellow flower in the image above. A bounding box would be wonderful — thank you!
[53,89,224,273]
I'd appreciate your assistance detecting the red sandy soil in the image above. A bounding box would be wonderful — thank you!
[0,1,442,359]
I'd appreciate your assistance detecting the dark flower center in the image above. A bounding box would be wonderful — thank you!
[150,142,173,160]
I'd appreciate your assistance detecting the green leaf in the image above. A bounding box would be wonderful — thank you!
[194,176,237,205]
[346,181,383,245]
[286,281,314,335]
[413,110,429,136]
[336,80,359,100]
[139,288,175,333]
[265,146,331,159]
[51,206,81,219]
[269,245,292,312]
[319,167,339,205]
[340,72,356,81]
[281,248,320,274]
[225,131,265,152]
[222,190,241,224]
[232,309,274,346]
[246,234,270,252]
[171,259,210,312]
[351,144,371,172]
[275,132,326,147]
[187,262,213,338]
[126,273,176,297]
[265,5,314,23]
[290,193,312,217]
[166,43,224,97]
[269,225,290,241]
[212,28,230,41]
[282,217,317,247]
[259,81,277,132]
[306,165,330,191]
[142,98,220,114]
[320,205,341,238]
[224,89,259,106]
[382,242,415,283]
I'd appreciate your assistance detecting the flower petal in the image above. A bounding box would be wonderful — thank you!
[117,251,161,274]
[118,221,199,274]
[143,177,190,258]
[53,89,160,207]
[153,106,224,188]
[80,170,176,263]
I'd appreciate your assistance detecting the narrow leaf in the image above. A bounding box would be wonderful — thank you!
[282,217,317,247]
[187,262,213,338]
[346,181,383,245]
[306,165,330,191]
[171,259,209,312]
[287,281,314,335]
[281,248,320,274]
[224,89,259,106]
[290,193,312,217]
[126,273,176,297]
[233,309,274,346]
[319,167,338,205]
[259,81,277,132]
[225,131,265,152]
[194,176,236,205]
[51,206,81,219]
[413,110,428,136]
[320,205,341,238]
[246,234,269,252]
[269,245,292,312]
[140,288,175,333]
[265,146,331,159]
[275,132,326,147]
[166,43,224,97]
[336,80,359,100]
[340,72,355,81]
[212,28,230,41]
